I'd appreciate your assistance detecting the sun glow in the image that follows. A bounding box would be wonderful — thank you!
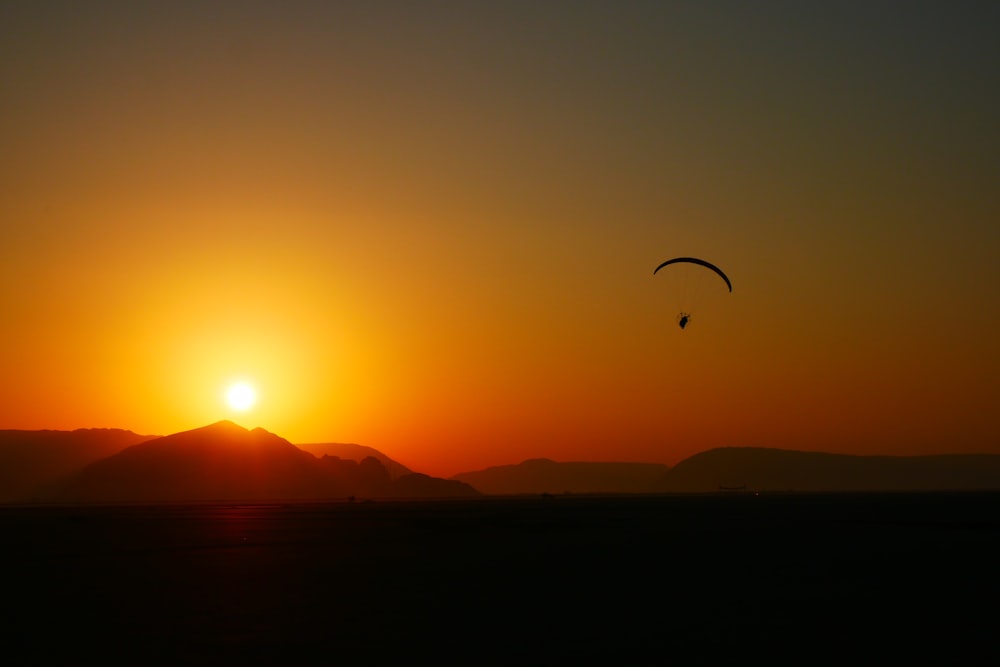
[225,382,257,412]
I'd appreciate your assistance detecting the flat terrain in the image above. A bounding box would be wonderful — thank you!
[3,492,999,665]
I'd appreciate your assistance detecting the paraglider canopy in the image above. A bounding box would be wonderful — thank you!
[653,257,732,292]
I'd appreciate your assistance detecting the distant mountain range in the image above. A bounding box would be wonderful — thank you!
[655,447,1000,493]
[3,424,1000,503]
[452,458,671,495]
[458,448,1000,495]
[0,427,153,502]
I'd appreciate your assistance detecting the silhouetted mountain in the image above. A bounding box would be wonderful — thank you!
[0,428,155,502]
[658,447,1000,493]
[299,442,413,480]
[452,458,672,495]
[316,454,394,497]
[393,473,484,498]
[53,421,479,502]
[56,422,332,502]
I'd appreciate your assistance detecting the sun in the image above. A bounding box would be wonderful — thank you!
[225,382,257,412]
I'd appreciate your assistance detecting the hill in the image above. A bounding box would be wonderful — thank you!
[452,458,671,495]
[297,442,412,480]
[0,428,155,502]
[658,447,1000,492]
[53,421,478,502]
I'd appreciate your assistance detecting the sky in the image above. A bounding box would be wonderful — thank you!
[1,1,997,477]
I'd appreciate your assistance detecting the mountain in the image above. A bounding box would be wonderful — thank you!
[56,421,332,502]
[657,447,1000,493]
[393,472,490,499]
[0,428,155,502]
[54,421,479,502]
[297,442,413,480]
[452,458,672,495]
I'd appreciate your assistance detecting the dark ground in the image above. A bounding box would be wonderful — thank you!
[2,492,999,665]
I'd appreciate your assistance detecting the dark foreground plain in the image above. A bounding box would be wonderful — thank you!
[3,492,999,666]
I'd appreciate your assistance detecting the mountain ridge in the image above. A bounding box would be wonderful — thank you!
[298,442,413,480]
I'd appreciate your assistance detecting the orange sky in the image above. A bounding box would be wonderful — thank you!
[1,2,997,477]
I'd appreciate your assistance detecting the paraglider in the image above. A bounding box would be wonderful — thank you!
[653,257,732,330]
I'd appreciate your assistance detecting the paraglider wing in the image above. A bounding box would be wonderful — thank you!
[653,257,732,292]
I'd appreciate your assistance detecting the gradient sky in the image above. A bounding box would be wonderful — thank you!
[2,1,997,477]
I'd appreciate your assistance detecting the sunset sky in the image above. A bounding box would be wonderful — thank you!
[2,2,997,477]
